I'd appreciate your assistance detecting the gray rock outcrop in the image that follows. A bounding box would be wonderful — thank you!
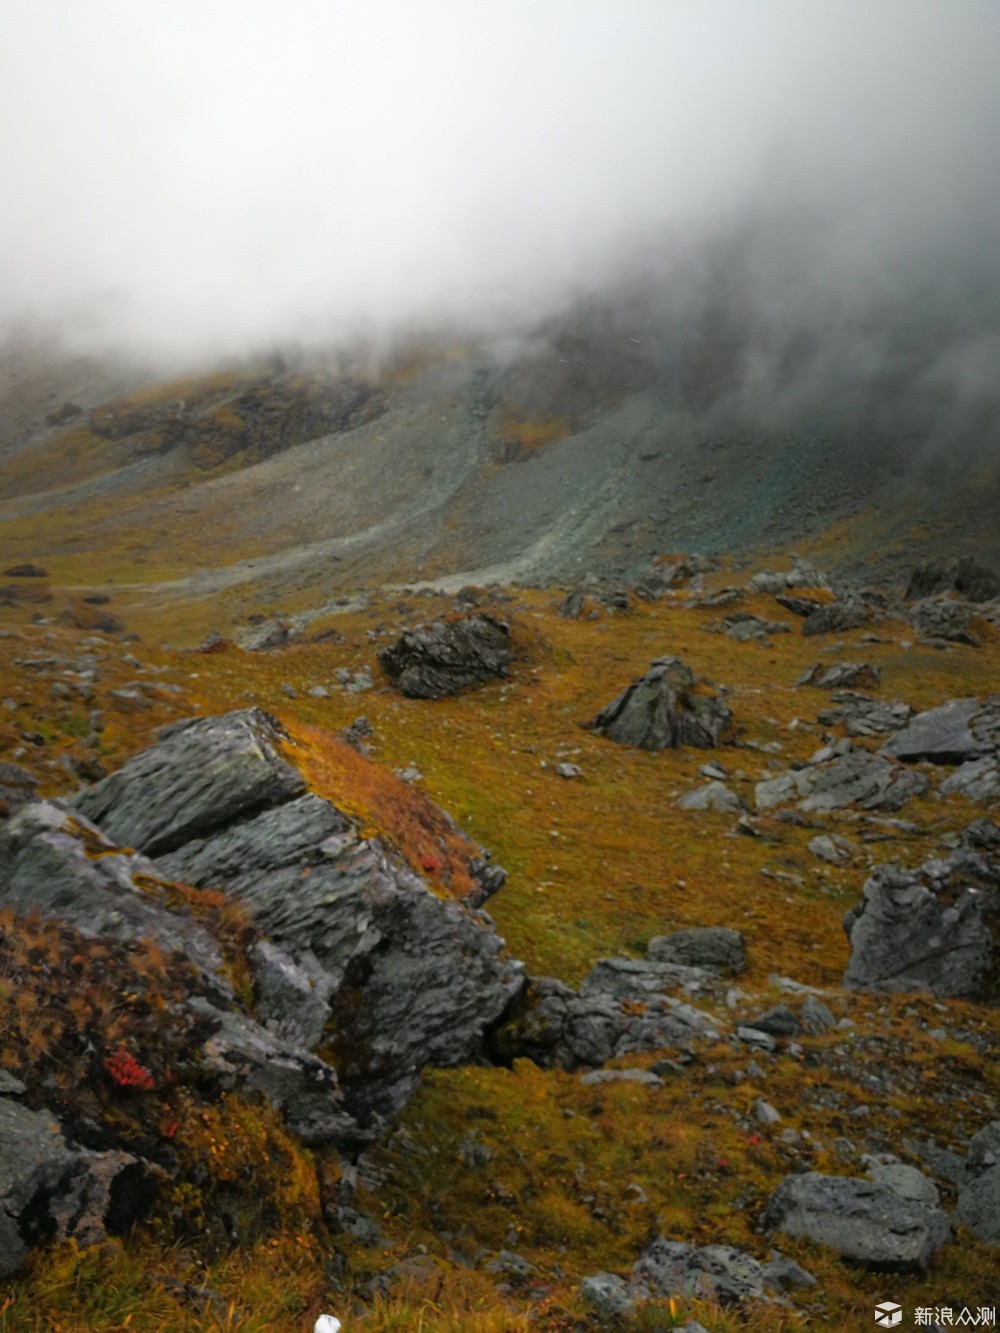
[796,661,881,690]
[377,613,512,698]
[842,846,999,1000]
[587,656,732,751]
[756,750,929,814]
[801,600,866,636]
[816,692,912,736]
[73,709,523,1121]
[955,1121,1000,1245]
[646,926,746,975]
[905,558,1000,603]
[881,698,1000,765]
[763,1170,951,1270]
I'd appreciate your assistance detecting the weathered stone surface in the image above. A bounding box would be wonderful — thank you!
[493,971,720,1071]
[581,957,718,1001]
[796,661,881,690]
[249,940,334,1049]
[646,926,746,975]
[158,792,523,1117]
[235,617,294,651]
[905,557,1000,603]
[378,613,512,698]
[909,598,978,644]
[587,656,732,751]
[76,709,306,857]
[631,1237,778,1306]
[798,750,929,814]
[955,1121,1000,1244]
[816,691,912,736]
[801,600,866,636]
[0,1097,152,1279]
[940,757,1000,804]
[676,780,745,812]
[187,998,358,1146]
[755,768,818,810]
[580,1272,635,1318]
[749,561,828,594]
[881,698,1000,765]
[0,802,231,994]
[706,613,790,643]
[746,1004,799,1037]
[0,762,37,818]
[763,1171,951,1270]
[808,833,853,864]
[843,848,999,999]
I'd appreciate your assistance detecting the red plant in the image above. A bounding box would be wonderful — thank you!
[104,1047,154,1092]
[420,853,441,874]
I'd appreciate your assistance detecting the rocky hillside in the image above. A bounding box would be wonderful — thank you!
[0,547,998,1330]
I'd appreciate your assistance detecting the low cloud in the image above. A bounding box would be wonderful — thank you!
[1,0,998,436]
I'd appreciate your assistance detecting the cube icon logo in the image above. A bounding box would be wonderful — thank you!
[875,1303,902,1328]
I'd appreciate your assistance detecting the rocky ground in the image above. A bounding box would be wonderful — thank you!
[0,540,998,1331]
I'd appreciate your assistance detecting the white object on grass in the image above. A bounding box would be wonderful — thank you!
[314,1317,342,1333]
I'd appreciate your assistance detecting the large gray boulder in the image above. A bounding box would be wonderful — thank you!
[816,692,912,736]
[74,710,524,1121]
[763,1171,951,1270]
[587,657,732,751]
[801,600,866,636]
[905,557,1000,603]
[908,597,978,644]
[881,698,1000,765]
[842,848,998,999]
[0,1098,153,1280]
[377,613,512,698]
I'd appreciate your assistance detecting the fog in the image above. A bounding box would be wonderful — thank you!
[2,0,999,427]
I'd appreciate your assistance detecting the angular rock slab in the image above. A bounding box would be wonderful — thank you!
[76,708,305,856]
[646,926,746,975]
[75,709,524,1121]
[881,698,1000,765]
[377,613,512,698]
[587,656,732,751]
[955,1120,1000,1245]
[763,1171,951,1270]
[842,849,998,1000]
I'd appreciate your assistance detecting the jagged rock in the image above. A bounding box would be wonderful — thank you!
[802,600,866,636]
[763,1171,950,1270]
[817,692,912,736]
[749,560,828,594]
[808,833,853,864]
[76,709,306,857]
[775,593,824,617]
[0,1098,154,1279]
[862,1156,940,1205]
[796,661,881,689]
[940,757,1000,804]
[0,762,37,818]
[71,711,523,1121]
[755,768,818,810]
[580,1272,635,1318]
[707,613,791,643]
[493,971,720,1071]
[587,656,732,751]
[249,940,334,1050]
[187,998,358,1146]
[747,1004,799,1037]
[881,698,1000,764]
[581,956,718,1001]
[798,750,929,813]
[467,855,507,909]
[631,1237,780,1306]
[965,817,1000,850]
[236,618,295,651]
[800,994,836,1033]
[909,598,978,645]
[645,926,746,975]
[676,780,745,812]
[905,557,1000,603]
[842,848,999,1000]
[955,1121,1000,1244]
[378,613,512,698]
[0,802,231,994]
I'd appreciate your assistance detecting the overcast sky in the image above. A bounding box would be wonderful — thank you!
[2,1,999,364]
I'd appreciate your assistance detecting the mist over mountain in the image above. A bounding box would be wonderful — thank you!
[2,2,999,421]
